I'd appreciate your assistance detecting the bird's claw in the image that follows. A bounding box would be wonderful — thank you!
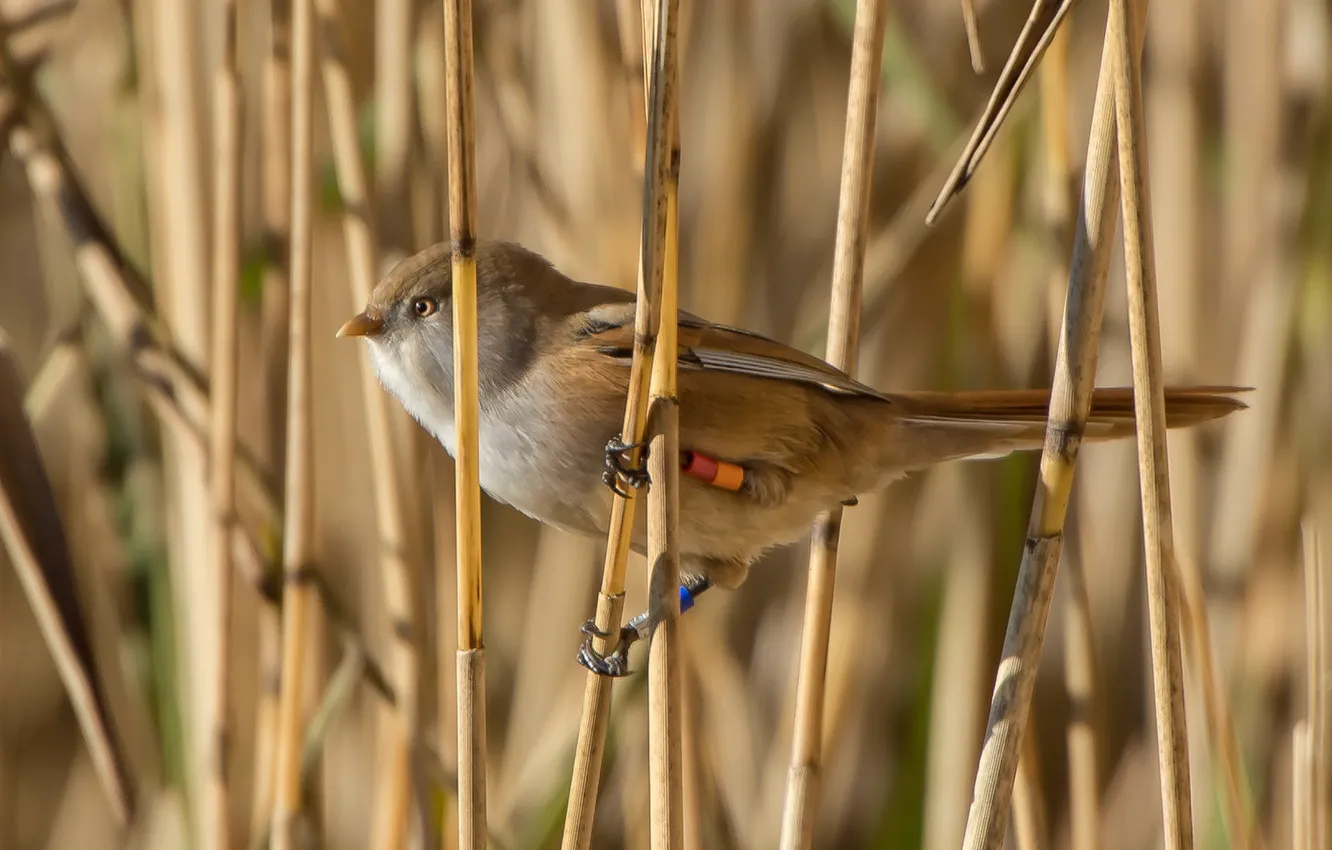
[579,618,612,640]
[576,623,639,678]
[602,434,650,498]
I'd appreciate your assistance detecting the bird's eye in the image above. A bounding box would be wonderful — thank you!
[413,297,438,317]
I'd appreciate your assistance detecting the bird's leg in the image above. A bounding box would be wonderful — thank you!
[576,575,713,677]
[601,434,651,498]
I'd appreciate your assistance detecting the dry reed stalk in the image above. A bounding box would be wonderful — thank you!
[253,3,293,826]
[614,0,647,174]
[269,0,317,844]
[777,0,888,847]
[136,0,216,827]
[376,0,415,268]
[1012,719,1047,850]
[927,0,1078,224]
[310,1,420,845]
[644,5,683,841]
[1041,28,1100,850]
[1293,720,1310,850]
[0,118,283,530]
[958,1,1149,846]
[1170,550,1259,850]
[204,0,244,845]
[442,0,488,845]
[1303,520,1327,850]
[1109,0,1195,844]
[0,331,134,825]
[1,121,402,739]
[560,0,681,845]
[961,0,984,72]
[1061,517,1099,850]
[259,0,293,476]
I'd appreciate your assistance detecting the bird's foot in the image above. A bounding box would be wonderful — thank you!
[602,434,651,498]
[576,619,640,677]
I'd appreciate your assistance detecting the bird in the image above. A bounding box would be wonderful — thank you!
[337,239,1249,676]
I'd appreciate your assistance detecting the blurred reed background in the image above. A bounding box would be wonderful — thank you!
[0,0,1328,848]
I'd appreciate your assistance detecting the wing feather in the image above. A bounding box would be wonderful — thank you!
[574,301,887,400]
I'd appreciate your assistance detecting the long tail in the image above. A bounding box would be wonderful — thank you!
[885,385,1251,469]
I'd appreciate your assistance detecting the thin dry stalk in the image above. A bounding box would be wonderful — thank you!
[204,1,243,846]
[926,0,1077,225]
[644,5,683,841]
[1303,520,1327,850]
[1061,521,1099,850]
[959,1,1149,847]
[1013,720,1047,850]
[1040,24,1100,850]
[137,0,216,822]
[1172,550,1259,850]
[1109,0,1194,844]
[442,0,488,845]
[614,0,647,173]
[258,0,293,476]
[310,1,420,845]
[270,0,318,845]
[0,106,280,533]
[1294,721,1310,850]
[777,0,888,847]
[961,0,984,72]
[376,0,416,267]
[0,332,134,825]
[560,0,681,844]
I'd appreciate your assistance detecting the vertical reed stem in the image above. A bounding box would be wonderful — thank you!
[311,0,420,845]
[959,2,1148,847]
[645,10,683,842]
[270,0,317,845]
[1303,520,1327,850]
[1109,0,1194,845]
[560,1,679,846]
[778,1,888,847]
[205,0,243,846]
[442,0,488,845]
[253,0,292,832]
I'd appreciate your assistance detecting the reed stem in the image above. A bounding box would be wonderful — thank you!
[1109,0,1194,844]
[778,0,888,846]
[311,1,420,845]
[959,2,1148,847]
[270,0,318,844]
[442,0,488,844]
[0,333,134,825]
[1303,520,1327,850]
[204,0,243,845]
[645,4,683,842]
[559,0,680,845]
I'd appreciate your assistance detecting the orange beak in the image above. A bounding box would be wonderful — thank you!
[337,310,385,338]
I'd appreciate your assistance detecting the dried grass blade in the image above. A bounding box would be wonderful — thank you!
[927,0,1078,225]
[0,330,134,824]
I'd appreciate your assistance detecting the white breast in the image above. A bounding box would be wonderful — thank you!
[365,343,579,526]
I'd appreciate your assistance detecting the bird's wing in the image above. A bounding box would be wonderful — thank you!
[572,301,889,400]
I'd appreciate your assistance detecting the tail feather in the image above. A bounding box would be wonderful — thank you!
[886,385,1250,468]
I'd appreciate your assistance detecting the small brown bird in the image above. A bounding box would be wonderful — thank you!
[338,239,1248,676]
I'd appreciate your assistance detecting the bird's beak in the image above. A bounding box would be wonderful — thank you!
[337,310,385,338]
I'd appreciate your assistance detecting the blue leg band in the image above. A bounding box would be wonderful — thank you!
[679,584,697,614]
